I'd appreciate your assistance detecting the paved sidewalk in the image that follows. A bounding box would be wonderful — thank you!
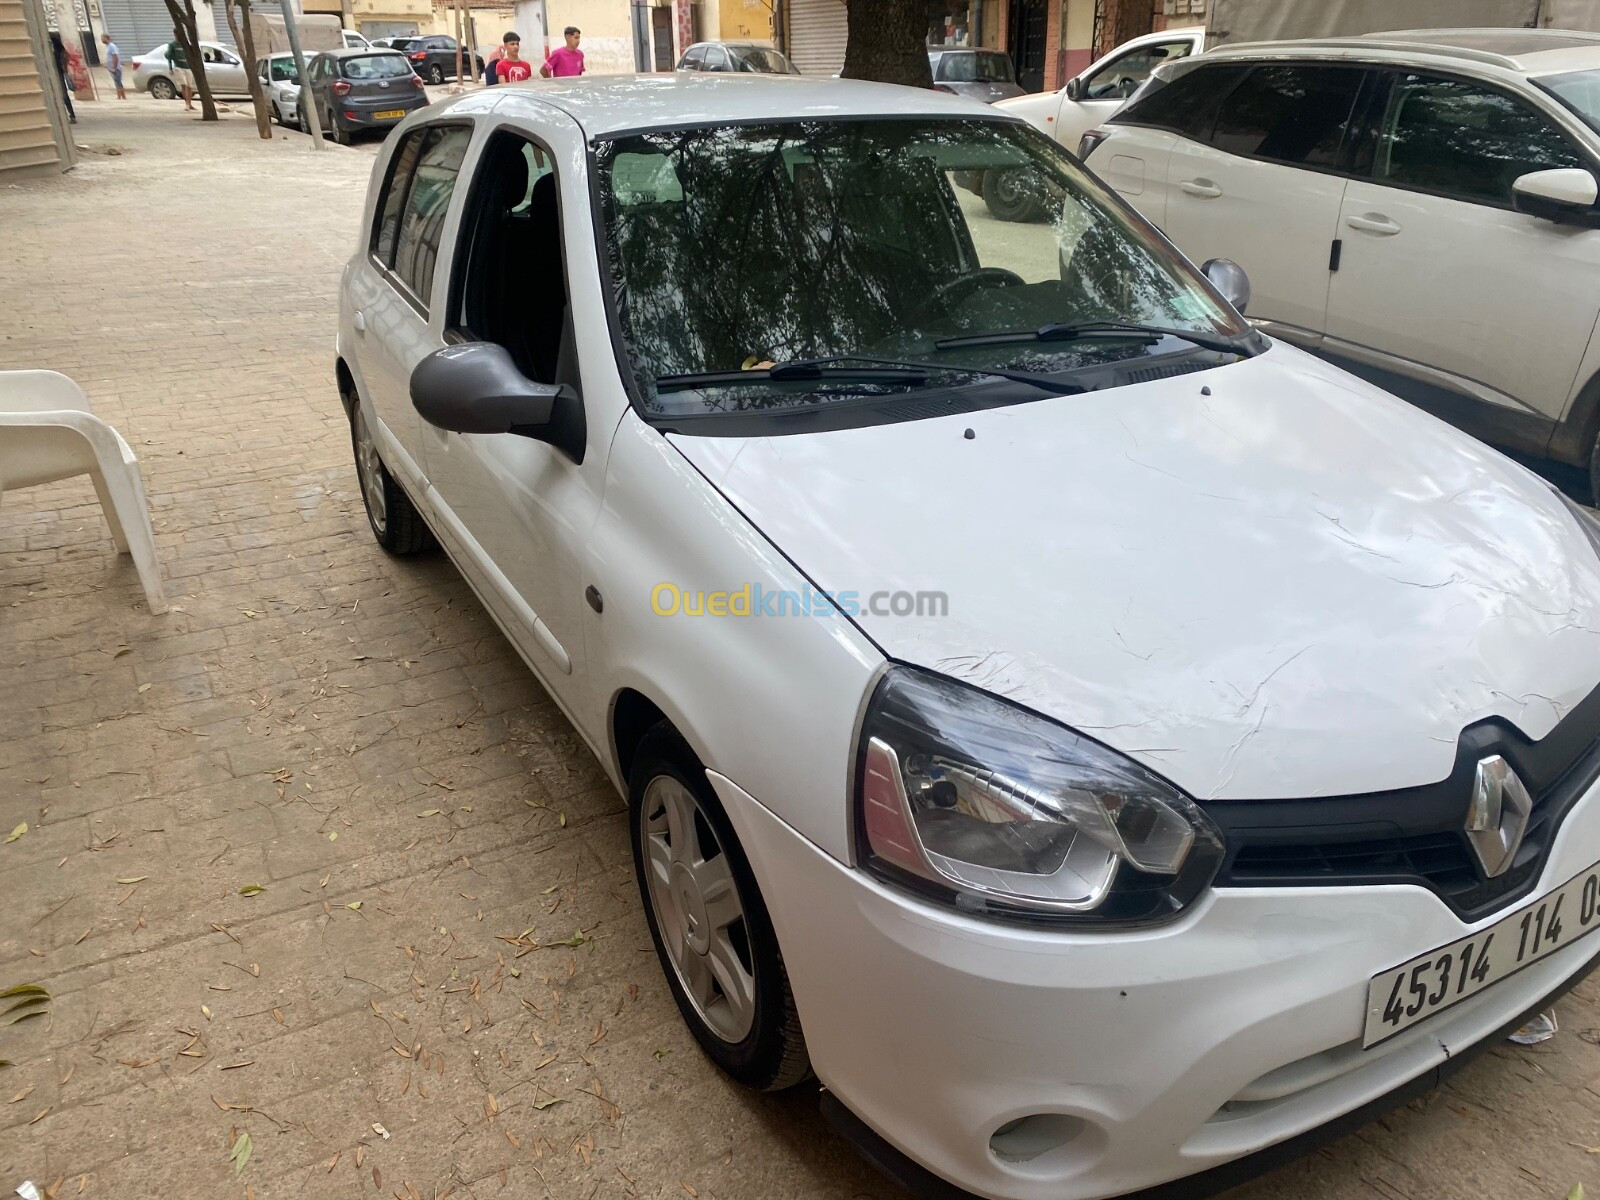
[1,98,1598,1200]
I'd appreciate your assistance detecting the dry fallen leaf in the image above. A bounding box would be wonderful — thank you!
[201,1004,212,1021]
[115,876,146,885]
[238,884,264,897]
[4,823,26,844]
[681,1184,699,1199]
[372,1122,390,1140]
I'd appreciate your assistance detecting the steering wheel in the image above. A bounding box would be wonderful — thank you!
[918,267,1026,318]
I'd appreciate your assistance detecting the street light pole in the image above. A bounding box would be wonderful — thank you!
[278,0,325,149]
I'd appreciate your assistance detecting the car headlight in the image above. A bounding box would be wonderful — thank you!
[856,666,1222,925]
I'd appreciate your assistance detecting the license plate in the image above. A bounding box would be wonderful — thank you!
[1365,860,1600,1047]
[373,109,406,120]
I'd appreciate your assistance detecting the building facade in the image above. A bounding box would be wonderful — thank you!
[1,0,74,176]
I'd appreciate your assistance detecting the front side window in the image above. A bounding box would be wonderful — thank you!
[1209,64,1365,168]
[268,57,298,82]
[1375,73,1586,205]
[596,119,1242,421]
[681,46,706,69]
[371,125,471,307]
[343,53,412,79]
[1083,41,1193,101]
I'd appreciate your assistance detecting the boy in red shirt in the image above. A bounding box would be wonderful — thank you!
[492,33,534,83]
[541,26,584,77]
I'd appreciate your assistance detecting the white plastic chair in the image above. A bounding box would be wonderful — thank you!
[0,370,167,613]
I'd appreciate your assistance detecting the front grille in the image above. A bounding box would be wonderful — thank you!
[1208,687,1600,922]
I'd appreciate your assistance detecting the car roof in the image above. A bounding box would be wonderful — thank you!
[689,40,778,49]
[929,47,1005,55]
[445,73,1012,136]
[1204,26,1600,77]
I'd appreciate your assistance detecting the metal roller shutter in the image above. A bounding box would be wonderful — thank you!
[100,0,221,59]
[786,0,845,77]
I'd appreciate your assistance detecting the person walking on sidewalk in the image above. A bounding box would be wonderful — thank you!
[541,26,583,78]
[165,33,194,111]
[493,32,535,83]
[102,33,127,99]
[49,32,75,123]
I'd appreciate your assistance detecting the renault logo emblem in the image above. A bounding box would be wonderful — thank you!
[1465,755,1534,878]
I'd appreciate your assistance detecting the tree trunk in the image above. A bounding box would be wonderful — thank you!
[162,0,218,120]
[840,0,931,88]
[228,0,271,139]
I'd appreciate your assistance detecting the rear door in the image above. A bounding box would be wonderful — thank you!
[1324,71,1600,425]
[1160,61,1371,337]
[346,122,475,483]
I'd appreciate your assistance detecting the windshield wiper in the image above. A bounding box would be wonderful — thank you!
[936,320,1253,357]
[655,355,1085,398]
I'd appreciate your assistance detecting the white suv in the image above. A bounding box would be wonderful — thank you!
[1083,28,1600,498]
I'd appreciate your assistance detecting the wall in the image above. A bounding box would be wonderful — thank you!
[544,0,632,69]
[1061,0,1091,78]
[715,0,771,40]
[1,0,72,177]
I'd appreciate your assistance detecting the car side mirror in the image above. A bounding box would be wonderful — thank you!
[1202,258,1250,315]
[1512,168,1600,227]
[411,342,585,462]
[1064,77,1083,101]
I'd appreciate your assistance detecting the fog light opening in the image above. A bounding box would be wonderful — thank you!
[989,1113,1087,1164]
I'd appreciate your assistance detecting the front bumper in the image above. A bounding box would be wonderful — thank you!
[707,769,1600,1200]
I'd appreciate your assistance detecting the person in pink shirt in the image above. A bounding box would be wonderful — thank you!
[541,26,584,77]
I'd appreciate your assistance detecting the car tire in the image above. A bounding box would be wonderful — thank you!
[334,122,352,146]
[983,166,1045,223]
[628,722,811,1092]
[427,63,444,84]
[149,76,175,100]
[350,399,434,555]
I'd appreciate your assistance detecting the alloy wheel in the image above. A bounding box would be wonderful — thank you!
[352,405,387,535]
[639,774,757,1044]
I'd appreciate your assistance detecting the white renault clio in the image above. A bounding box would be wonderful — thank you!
[338,75,1600,1200]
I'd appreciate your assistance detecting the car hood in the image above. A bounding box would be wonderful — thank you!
[668,343,1600,801]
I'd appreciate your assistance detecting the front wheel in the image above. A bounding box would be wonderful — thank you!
[983,166,1046,223]
[629,725,810,1091]
[350,400,433,554]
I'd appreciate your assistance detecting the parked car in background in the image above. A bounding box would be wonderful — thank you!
[386,33,483,84]
[298,47,426,144]
[254,51,303,126]
[928,46,1024,102]
[131,40,249,99]
[999,26,1203,149]
[342,28,370,49]
[337,73,1600,1200]
[675,40,800,73]
[1084,27,1600,500]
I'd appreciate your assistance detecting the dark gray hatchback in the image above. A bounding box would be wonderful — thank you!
[300,49,427,144]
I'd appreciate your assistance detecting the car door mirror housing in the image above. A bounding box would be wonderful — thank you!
[411,342,585,461]
[1512,168,1600,226]
[1202,258,1250,315]
[1064,77,1083,101]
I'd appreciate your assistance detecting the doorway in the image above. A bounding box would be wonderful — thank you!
[651,4,674,70]
[1006,0,1047,92]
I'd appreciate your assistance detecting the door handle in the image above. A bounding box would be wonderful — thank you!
[1346,213,1401,236]
[352,310,366,334]
[1179,178,1222,198]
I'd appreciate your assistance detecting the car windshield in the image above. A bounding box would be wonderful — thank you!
[596,119,1241,419]
[1538,68,1600,134]
[936,52,1014,83]
[342,53,412,79]
[731,46,793,73]
[267,56,299,81]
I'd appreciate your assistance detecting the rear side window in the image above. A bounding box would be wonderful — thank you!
[1375,74,1587,205]
[1112,63,1248,140]
[681,45,706,69]
[1210,64,1365,168]
[393,127,473,305]
[371,125,473,307]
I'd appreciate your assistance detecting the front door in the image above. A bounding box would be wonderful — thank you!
[1324,71,1600,425]
[1161,62,1368,337]
[1056,32,1200,151]
[419,131,609,723]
